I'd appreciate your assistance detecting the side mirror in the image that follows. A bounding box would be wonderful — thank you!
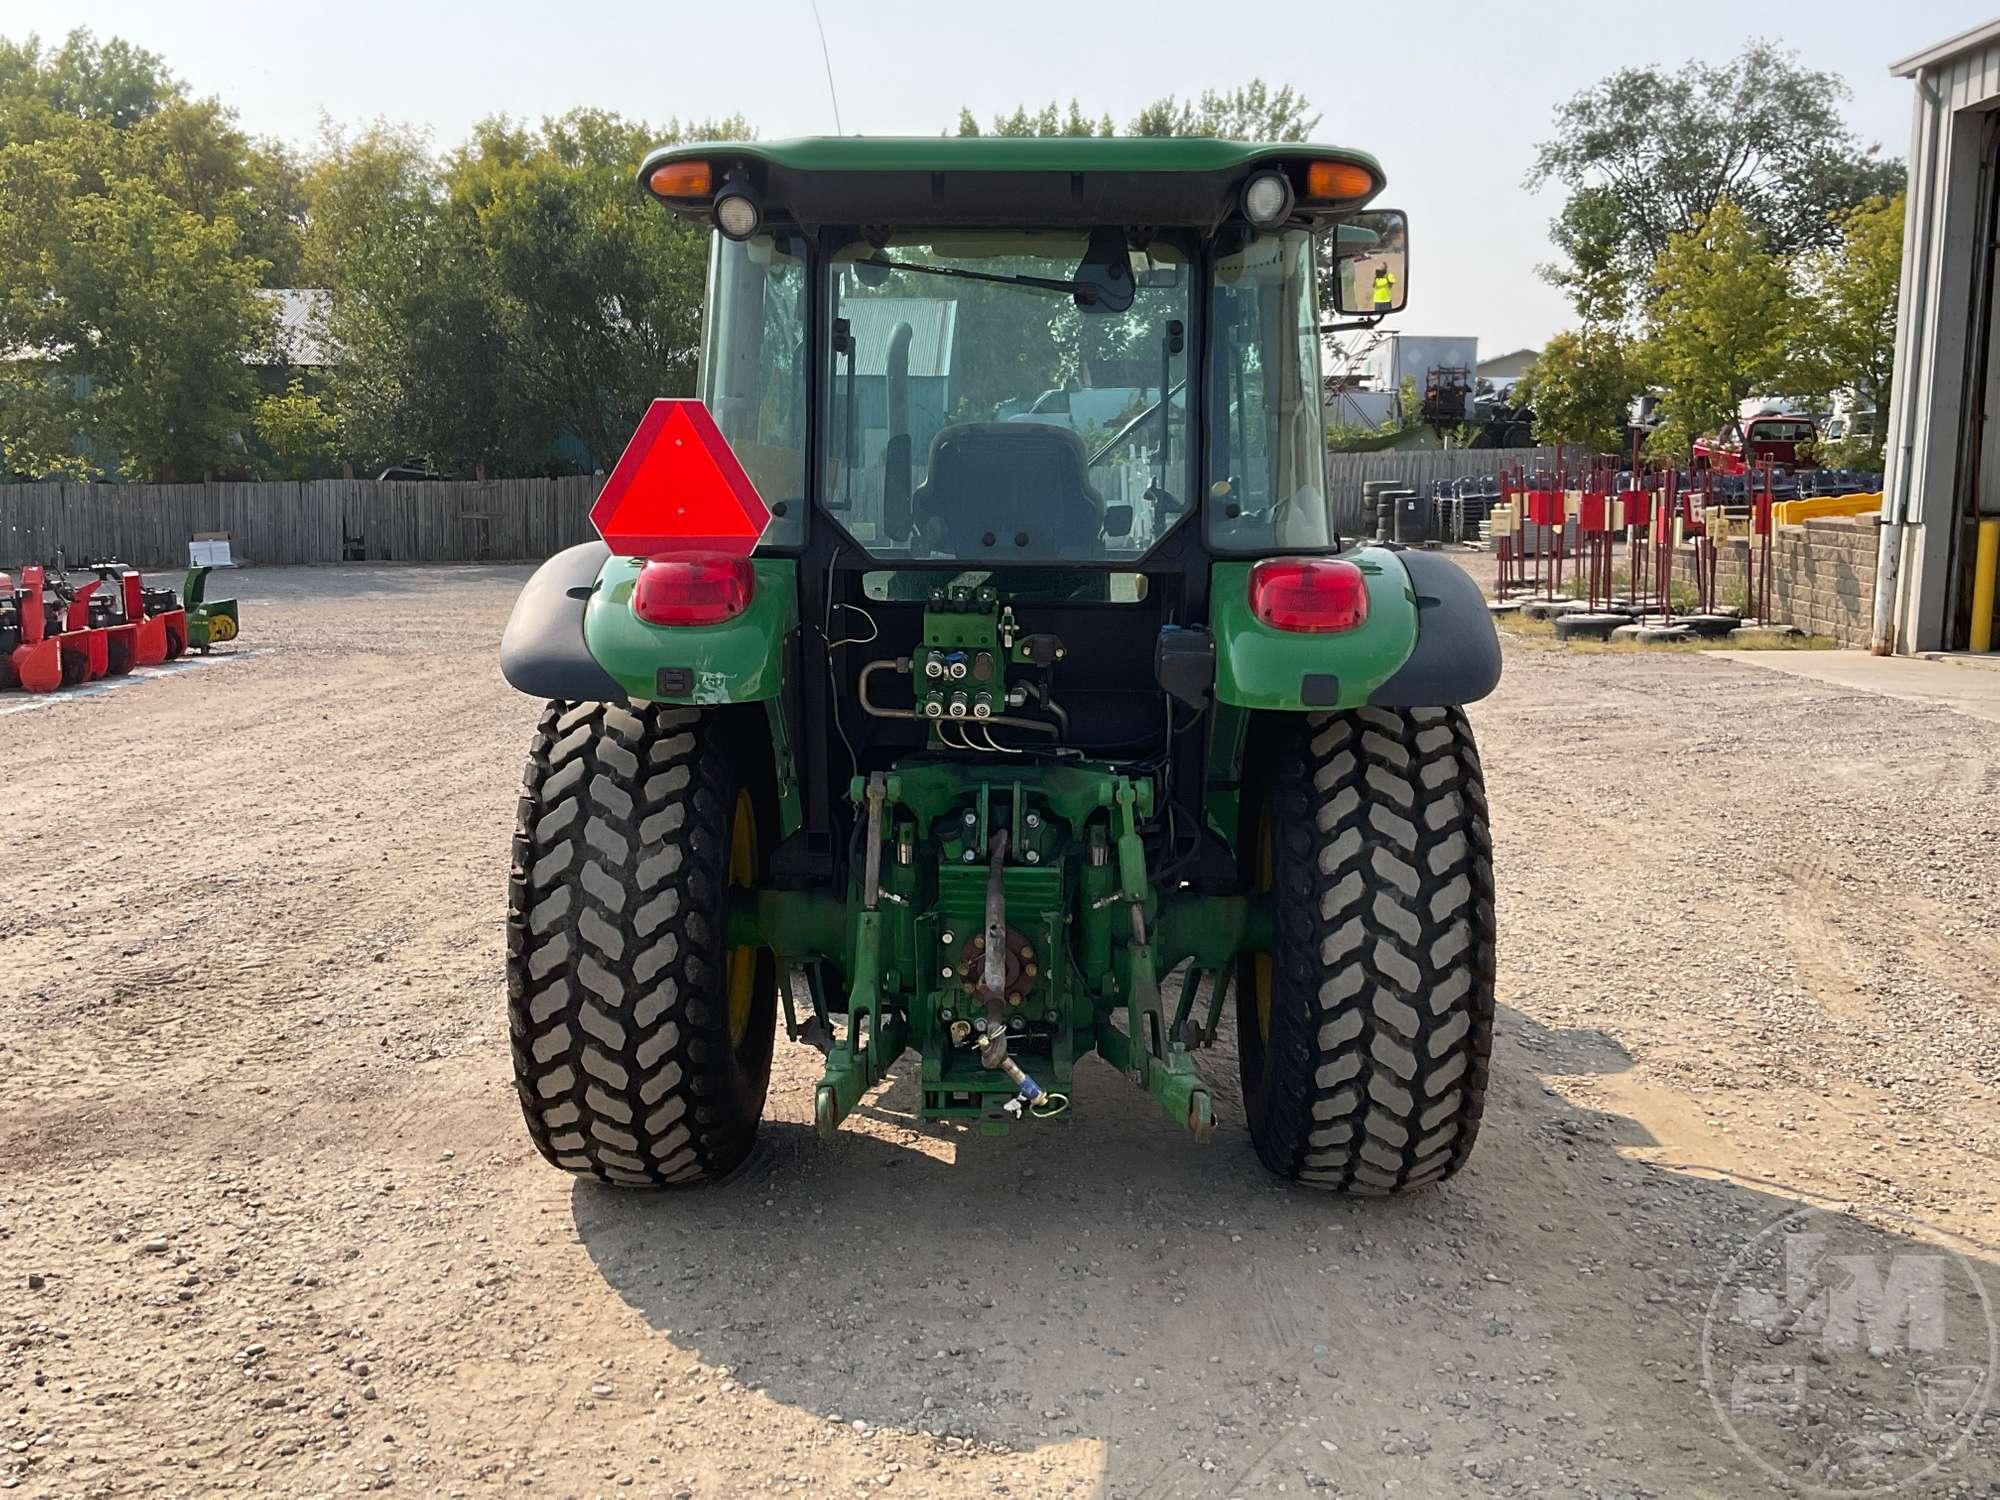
[1101,504,1135,538]
[1326,209,1408,318]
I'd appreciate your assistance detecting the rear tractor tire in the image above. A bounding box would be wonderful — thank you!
[507,702,777,1186]
[1237,706,1495,1193]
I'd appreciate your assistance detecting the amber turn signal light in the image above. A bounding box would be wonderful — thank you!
[648,160,713,199]
[1303,160,1375,201]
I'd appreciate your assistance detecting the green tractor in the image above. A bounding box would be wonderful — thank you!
[499,137,1500,1194]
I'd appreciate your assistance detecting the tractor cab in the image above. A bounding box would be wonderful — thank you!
[499,138,1499,1194]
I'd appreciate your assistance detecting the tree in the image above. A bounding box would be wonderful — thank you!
[955,100,1111,138]
[0,367,92,479]
[0,30,303,283]
[0,28,306,479]
[0,104,272,480]
[1514,329,1648,454]
[253,376,340,478]
[1543,185,1633,327]
[452,110,742,469]
[135,96,304,284]
[298,119,435,284]
[1790,194,1903,469]
[1127,81,1318,140]
[1641,201,1795,455]
[1530,43,1904,323]
[0,28,177,138]
[57,181,271,480]
[308,110,751,475]
[960,79,1317,143]
[302,121,512,474]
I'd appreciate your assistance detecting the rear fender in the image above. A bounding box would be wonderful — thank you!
[1210,547,1419,710]
[1204,549,1500,852]
[1209,548,1500,712]
[582,555,798,705]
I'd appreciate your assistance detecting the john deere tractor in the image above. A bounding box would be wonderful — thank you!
[499,137,1500,1193]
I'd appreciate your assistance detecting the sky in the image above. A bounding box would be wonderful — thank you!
[10,0,1992,357]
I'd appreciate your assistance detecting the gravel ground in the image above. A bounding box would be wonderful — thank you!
[2,562,1997,1499]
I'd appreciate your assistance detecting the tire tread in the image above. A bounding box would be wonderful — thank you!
[1249,706,1495,1193]
[506,702,766,1187]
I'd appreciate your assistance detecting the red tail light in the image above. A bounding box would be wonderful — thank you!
[1248,557,1369,632]
[632,553,755,626]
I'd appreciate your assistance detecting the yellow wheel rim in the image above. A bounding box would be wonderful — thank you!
[725,788,758,1049]
[1252,807,1273,1042]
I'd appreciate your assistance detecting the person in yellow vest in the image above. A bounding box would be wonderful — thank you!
[1371,262,1396,314]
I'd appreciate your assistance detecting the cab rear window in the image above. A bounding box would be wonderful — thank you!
[1752,421,1814,443]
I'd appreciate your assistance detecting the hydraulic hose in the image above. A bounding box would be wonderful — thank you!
[856,659,1058,735]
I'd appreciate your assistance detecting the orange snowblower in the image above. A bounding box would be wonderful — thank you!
[1,567,64,693]
[0,563,198,694]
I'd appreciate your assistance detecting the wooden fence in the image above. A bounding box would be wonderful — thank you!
[1,451,1556,568]
[0,477,602,569]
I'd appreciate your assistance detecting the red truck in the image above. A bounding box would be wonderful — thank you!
[1691,413,1819,474]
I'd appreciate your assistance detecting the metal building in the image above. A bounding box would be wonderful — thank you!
[1877,18,2000,652]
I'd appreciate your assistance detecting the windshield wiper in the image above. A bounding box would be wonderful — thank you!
[854,256,1102,304]
[1088,376,1188,466]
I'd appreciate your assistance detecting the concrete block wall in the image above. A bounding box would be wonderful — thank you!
[1708,518,1878,646]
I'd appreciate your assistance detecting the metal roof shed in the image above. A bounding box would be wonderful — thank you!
[1877,18,2000,652]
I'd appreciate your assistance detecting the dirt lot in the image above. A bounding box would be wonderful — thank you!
[4,563,1998,1499]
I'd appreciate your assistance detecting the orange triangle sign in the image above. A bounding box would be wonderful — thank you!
[590,399,771,556]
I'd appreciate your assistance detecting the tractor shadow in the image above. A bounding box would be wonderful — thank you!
[572,1008,2000,1497]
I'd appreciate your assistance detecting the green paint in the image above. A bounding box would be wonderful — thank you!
[644,135,1383,182]
[786,759,1220,1136]
[815,906,891,1138]
[1209,548,1420,710]
[875,761,1150,833]
[1145,1050,1215,1140]
[181,565,239,653]
[1153,893,1266,972]
[582,556,798,704]
[920,860,1076,1111]
[728,889,845,958]
[762,697,803,836]
[1203,701,1252,842]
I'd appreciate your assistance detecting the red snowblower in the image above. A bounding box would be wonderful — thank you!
[1,562,207,694]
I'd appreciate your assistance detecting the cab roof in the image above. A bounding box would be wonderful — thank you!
[638,135,1386,232]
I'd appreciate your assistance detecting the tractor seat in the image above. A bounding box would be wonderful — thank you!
[910,422,1106,557]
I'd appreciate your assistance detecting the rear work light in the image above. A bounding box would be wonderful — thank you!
[1242,170,1294,228]
[1248,557,1370,633]
[714,186,762,240]
[632,553,755,627]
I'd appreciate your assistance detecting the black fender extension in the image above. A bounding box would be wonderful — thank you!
[499,541,628,703]
[1367,550,1502,709]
